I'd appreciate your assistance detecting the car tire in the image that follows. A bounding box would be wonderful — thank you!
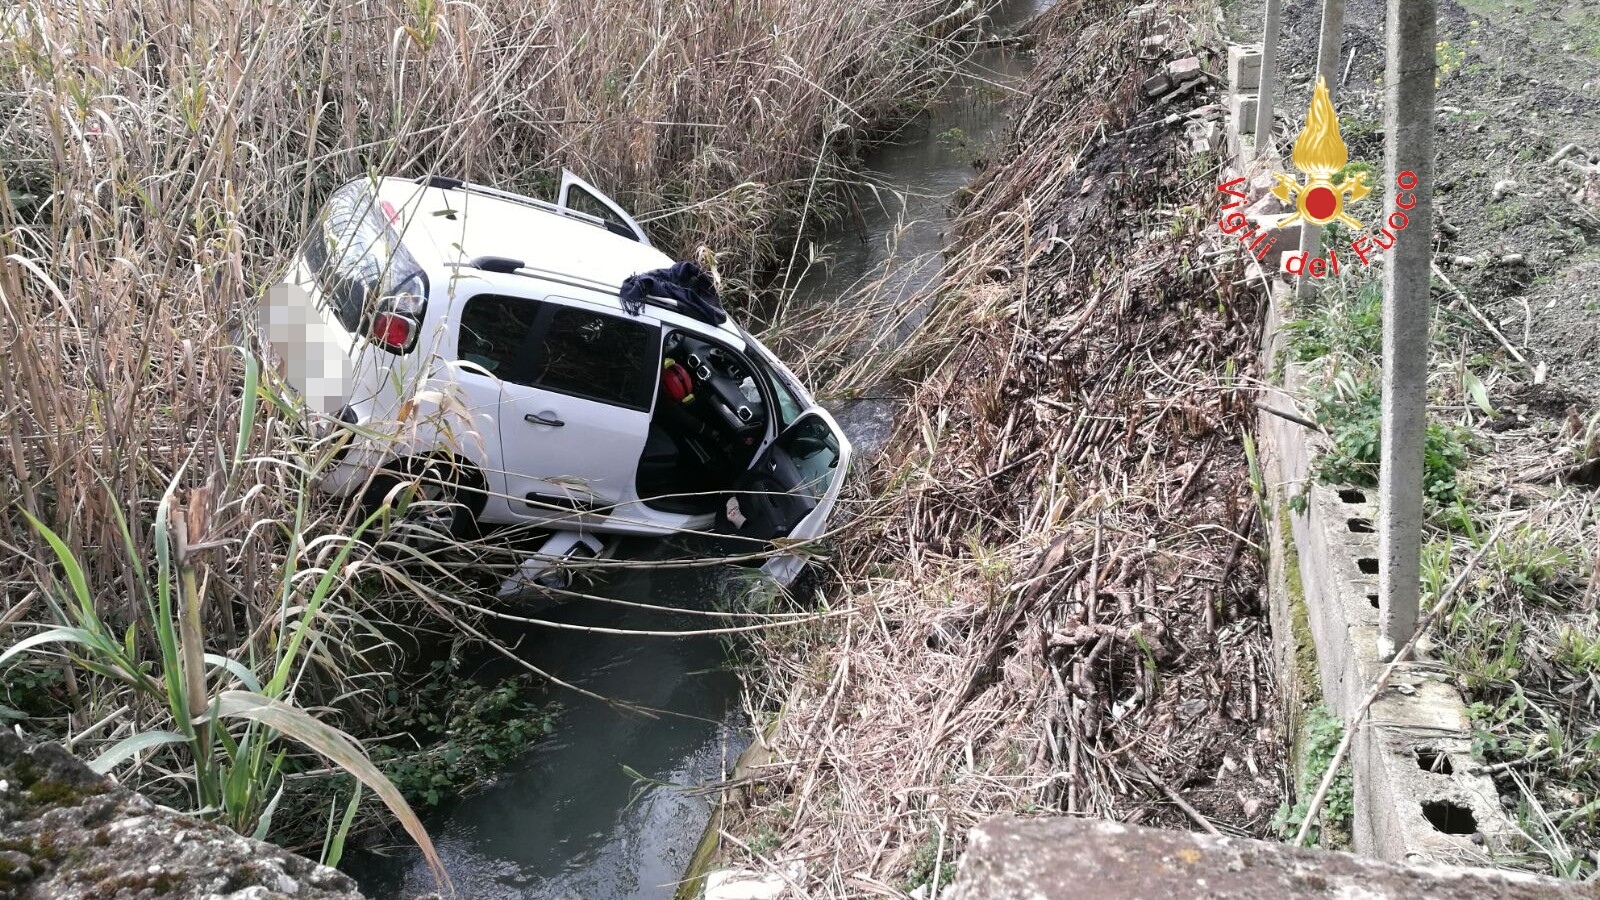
[360,458,480,558]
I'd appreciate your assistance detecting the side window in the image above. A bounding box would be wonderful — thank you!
[530,304,659,411]
[458,295,542,376]
[779,415,841,499]
[303,181,425,334]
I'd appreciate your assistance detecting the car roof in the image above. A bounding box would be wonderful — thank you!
[368,178,747,344]
[372,177,673,289]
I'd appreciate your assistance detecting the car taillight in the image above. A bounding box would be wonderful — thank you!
[370,311,416,351]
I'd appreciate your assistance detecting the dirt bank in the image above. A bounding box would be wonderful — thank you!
[717,0,1285,892]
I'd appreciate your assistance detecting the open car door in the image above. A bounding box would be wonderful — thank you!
[715,409,853,586]
[557,170,652,246]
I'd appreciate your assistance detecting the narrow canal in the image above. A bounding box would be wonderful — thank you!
[354,3,1044,896]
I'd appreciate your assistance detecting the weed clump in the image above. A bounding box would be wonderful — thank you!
[1273,706,1353,848]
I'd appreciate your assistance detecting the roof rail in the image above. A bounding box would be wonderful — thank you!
[411,175,639,242]
[454,259,725,327]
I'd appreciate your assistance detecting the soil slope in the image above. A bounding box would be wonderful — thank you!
[718,0,1286,892]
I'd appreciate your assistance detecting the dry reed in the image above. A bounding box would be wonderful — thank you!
[722,0,1286,892]
[0,0,979,848]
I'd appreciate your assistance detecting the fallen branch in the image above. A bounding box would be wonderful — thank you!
[1124,750,1221,836]
[1431,263,1536,377]
[1293,520,1510,845]
[1256,401,1326,434]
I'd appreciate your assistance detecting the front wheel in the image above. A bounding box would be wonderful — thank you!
[360,459,479,557]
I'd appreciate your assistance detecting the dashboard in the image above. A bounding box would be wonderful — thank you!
[664,331,769,444]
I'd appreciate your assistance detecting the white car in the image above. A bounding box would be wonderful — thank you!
[273,171,851,587]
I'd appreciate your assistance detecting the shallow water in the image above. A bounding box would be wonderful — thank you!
[350,4,1045,896]
[784,0,1047,455]
[351,551,750,899]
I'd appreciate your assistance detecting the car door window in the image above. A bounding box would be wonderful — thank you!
[458,295,541,376]
[778,415,841,499]
[764,367,803,428]
[564,188,633,235]
[528,304,660,411]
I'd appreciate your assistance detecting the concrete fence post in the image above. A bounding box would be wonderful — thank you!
[1294,0,1349,300]
[1377,0,1437,659]
[1254,0,1284,150]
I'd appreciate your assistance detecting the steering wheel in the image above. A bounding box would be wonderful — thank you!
[706,346,746,382]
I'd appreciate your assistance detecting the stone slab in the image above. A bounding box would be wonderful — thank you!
[948,818,1600,900]
[1168,56,1203,83]
[0,730,369,899]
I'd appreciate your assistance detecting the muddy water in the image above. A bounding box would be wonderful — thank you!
[351,6,1043,898]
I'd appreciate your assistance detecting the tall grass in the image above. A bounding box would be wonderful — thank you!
[0,0,974,868]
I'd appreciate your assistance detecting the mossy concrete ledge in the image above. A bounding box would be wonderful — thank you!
[0,729,368,899]
[947,817,1600,900]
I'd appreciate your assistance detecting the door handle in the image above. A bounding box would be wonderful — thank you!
[525,412,565,427]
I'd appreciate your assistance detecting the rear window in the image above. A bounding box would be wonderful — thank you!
[303,181,425,334]
[530,304,659,411]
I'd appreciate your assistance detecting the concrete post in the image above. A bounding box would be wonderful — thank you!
[1254,0,1284,151]
[1376,0,1437,659]
[1294,0,1349,300]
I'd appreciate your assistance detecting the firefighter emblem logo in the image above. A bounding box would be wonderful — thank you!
[1271,76,1371,229]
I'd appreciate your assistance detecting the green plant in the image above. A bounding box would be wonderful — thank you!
[0,491,445,882]
[1554,626,1600,674]
[1332,159,1377,187]
[748,828,782,856]
[1490,528,1573,602]
[1282,277,1383,365]
[370,659,557,808]
[1435,40,1467,85]
[901,832,957,893]
[0,659,66,721]
[1274,705,1353,846]
[1306,372,1470,506]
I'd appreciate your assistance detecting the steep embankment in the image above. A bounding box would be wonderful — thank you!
[721,0,1283,892]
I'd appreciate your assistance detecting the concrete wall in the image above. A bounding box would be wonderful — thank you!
[948,818,1600,899]
[1255,281,1513,864]
[1228,46,1521,866]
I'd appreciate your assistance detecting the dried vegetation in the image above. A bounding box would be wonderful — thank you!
[725,1,1286,892]
[0,0,973,857]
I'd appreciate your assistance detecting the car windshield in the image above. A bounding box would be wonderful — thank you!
[765,365,803,427]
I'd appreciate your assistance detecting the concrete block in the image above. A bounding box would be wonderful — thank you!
[1141,73,1172,97]
[1187,120,1222,155]
[950,818,1595,900]
[1254,332,1527,868]
[1230,213,1298,273]
[1231,92,1258,135]
[1167,56,1202,83]
[1229,43,1263,91]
